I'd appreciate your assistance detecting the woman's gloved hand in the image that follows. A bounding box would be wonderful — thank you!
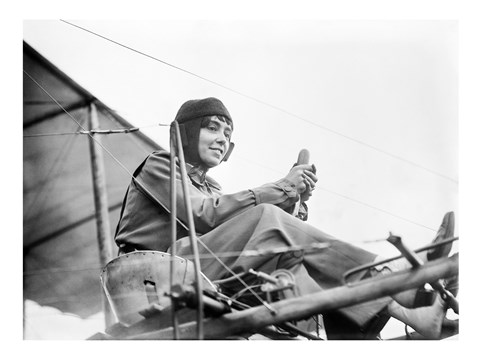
[283,164,318,202]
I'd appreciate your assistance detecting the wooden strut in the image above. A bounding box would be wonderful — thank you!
[172,121,204,339]
[123,254,458,340]
[88,101,115,327]
[169,127,180,339]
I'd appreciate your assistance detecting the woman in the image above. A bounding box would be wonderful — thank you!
[115,97,455,339]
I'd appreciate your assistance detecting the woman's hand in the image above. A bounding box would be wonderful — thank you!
[301,167,317,202]
[284,164,318,201]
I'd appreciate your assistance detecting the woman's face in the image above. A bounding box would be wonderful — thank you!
[198,116,232,168]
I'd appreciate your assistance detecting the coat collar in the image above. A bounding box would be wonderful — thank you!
[186,163,222,191]
[187,164,207,185]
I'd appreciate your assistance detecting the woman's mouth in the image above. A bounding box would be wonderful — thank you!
[209,147,223,156]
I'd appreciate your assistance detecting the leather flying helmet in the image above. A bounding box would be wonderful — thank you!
[173,97,234,166]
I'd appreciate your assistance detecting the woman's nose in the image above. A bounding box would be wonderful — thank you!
[216,134,227,144]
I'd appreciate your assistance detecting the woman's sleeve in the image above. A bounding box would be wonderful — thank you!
[137,152,300,233]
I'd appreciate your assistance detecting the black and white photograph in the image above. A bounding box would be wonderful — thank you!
[7,0,479,356]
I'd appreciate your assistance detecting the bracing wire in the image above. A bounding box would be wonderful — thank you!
[23,123,168,137]
[236,155,438,232]
[98,107,169,154]
[21,243,329,277]
[195,237,277,314]
[316,186,438,232]
[23,71,140,180]
[24,131,86,137]
[60,19,458,185]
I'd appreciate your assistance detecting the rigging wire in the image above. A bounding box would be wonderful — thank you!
[24,131,86,137]
[194,236,277,314]
[22,244,329,277]
[316,186,437,231]
[98,106,170,153]
[235,155,438,232]
[60,19,458,185]
[23,71,138,180]
[23,123,169,137]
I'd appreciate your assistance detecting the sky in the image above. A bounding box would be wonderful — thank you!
[5,0,480,354]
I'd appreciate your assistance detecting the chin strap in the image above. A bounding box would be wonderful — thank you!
[177,123,189,146]
[222,142,235,162]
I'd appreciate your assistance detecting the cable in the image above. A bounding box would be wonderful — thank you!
[24,131,84,137]
[194,236,277,314]
[22,244,331,278]
[23,123,169,137]
[315,186,437,232]
[236,155,438,232]
[231,285,263,301]
[24,71,137,176]
[98,107,169,155]
[60,19,458,184]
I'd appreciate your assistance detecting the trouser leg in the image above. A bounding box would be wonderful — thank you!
[174,204,389,326]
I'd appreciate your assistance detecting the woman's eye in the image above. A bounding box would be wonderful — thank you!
[208,125,217,131]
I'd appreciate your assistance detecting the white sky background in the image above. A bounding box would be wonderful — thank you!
[3,0,479,357]
[24,19,458,256]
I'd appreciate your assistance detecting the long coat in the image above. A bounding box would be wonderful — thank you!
[115,150,389,327]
